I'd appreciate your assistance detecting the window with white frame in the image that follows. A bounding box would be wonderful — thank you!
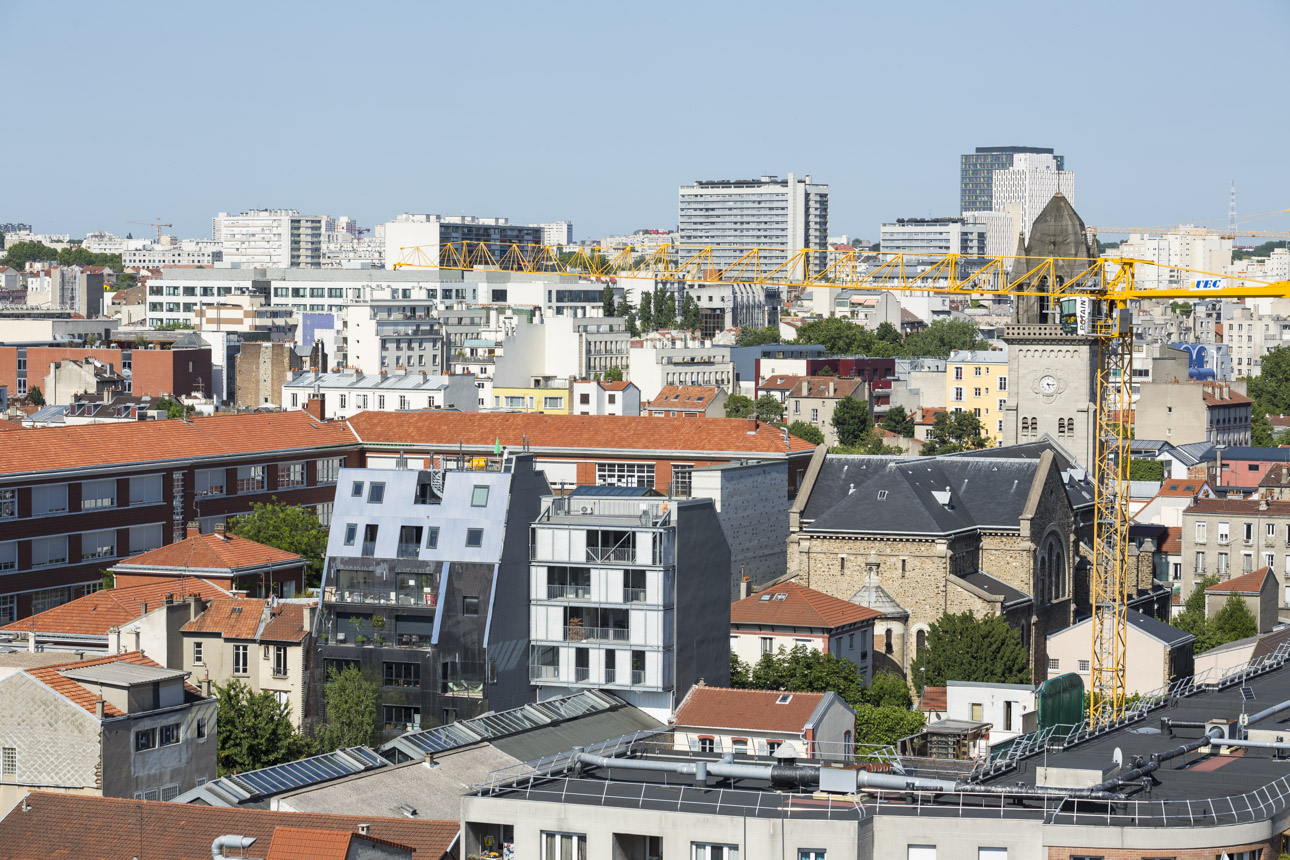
[233,644,249,675]
[129,474,163,506]
[81,479,116,510]
[542,833,586,860]
[0,489,14,520]
[278,463,305,489]
[195,468,225,497]
[596,462,655,489]
[31,587,70,614]
[316,458,342,484]
[543,396,564,409]
[81,529,116,561]
[236,466,265,494]
[31,536,68,568]
[316,502,333,527]
[1195,521,1207,543]
[128,523,163,554]
[31,484,68,515]
[1,747,14,777]
[692,844,738,860]
[193,641,203,664]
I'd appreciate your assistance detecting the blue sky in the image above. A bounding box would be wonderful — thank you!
[5,0,1288,243]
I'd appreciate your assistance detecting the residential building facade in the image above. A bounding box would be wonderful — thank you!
[212,209,324,268]
[946,348,1008,442]
[879,217,989,258]
[569,380,641,416]
[1181,497,1290,605]
[281,371,479,419]
[729,581,878,681]
[1134,380,1252,446]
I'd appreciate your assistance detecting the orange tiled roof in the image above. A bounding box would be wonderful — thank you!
[348,410,817,455]
[0,577,228,635]
[1157,480,1204,497]
[0,793,459,860]
[24,651,190,717]
[0,412,355,477]
[1188,498,1290,516]
[920,686,947,711]
[599,381,633,391]
[731,581,880,629]
[183,599,309,642]
[265,826,415,860]
[672,686,832,733]
[1206,567,1273,594]
[648,385,719,410]
[114,532,303,573]
[1159,526,1182,555]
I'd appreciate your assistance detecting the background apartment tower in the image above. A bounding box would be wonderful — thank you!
[677,173,829,275]
[212,209,323,268]
[959,146,1064,214]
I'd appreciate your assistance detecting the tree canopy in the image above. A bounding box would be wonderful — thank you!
[229,499,329,587]
[215,679,312,775]
[908,611,1032,693]
[1,240,122,272]
[1127,459,1165,481]
[880,405,914,437]
[754,393,783,423]
[26,386,44,407]
[735,327,783,347]
[831,396,872,447]
[314,665,380,750]
[787,420,824,446]
[1175,575,1259,653]
[1248,346,1290,419]
[793,317,988,359]
[920,410,989,455]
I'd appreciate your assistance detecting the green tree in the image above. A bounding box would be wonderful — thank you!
[1174,574,1218,640]
[902,319,990,357]
[861,670,913,709]
[735,327,782,347]
[652,287,675,329]
[754,393,784,423]
[1127,459,1165,481]
[26,386,44,407]
[795,316,875,354]
[831,396,872,447]
[153,397,188,419]
[920,410,988,455]
[601,284,615,317]
[1252,411,1276,447]
[614,296,639,337]
[875,321,901,344]
[855,702,926,747]
[638,290,654,333]
[215,678,313,775]
[314,665,380,750]
[1248,346,1290,416]
[604,366,624,382]
[1,240,61,271]
[1207,593,1258,651]
[99,570,115,590]
[880,405,914,437]
[725,394,755,418]
[680,293,703,331]
[737,645,865,707]
[817,365,837,376]
[908,611,1032,693]
[787,421,825,445]
[1232,240,1289,261]
[228,499,329,587]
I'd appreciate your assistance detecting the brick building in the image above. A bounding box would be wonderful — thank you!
[0,412,359,622]
[0,344,212,400]
[234,341,302,408]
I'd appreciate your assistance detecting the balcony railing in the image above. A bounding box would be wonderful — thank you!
[547,584,591,600]
[574,667,590,683]
[631,670,646,685]
[325,586,438,608]
[605,667,616,684]
[396,542,420,559]
[530,663,559,681]
[623,588,647,603]
[587,548,635,564]
[565,625,629,643]
[361,541,377,556]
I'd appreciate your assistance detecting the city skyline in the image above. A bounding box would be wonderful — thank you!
[4,0,1288,243]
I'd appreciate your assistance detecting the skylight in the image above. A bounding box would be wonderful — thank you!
[776,694,793,704]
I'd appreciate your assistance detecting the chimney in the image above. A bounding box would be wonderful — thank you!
[304,393,325,421]
[95,698,104,719]
[214,522,226,539]
[187,594,200,620]
[186,521,200,539]
[202,677,212,697]
[358,825,371,837]
[739,576,751,599]
[828,380,835,398]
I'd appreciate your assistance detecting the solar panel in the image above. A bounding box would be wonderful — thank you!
[227,747,389,798]
[1242,685,1256,701]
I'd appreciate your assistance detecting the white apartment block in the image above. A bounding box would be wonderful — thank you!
[1224,303,1290,376]
[569,380,641,415]
[528,492,730,719]
[678,173,829,275]
[1115,227,1234,291]
[282,370,478,418]
[627,345,736,401]
[123,240,224,268]
[494,316,632,385]
[382,214,542,270]
[880,217,989,257]
[541,222,574,247]
[212,209,324,268]
[989,153,1075,243]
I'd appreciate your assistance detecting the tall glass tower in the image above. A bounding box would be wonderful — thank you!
[960,147,1064,214]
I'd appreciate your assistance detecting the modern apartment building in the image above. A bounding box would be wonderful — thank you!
[990,153,1076,243]
[527,488,730,719]
[314,456,550,736]
[0,412,359,622]
[946,348,1009,442]
[212,210,324,268]
[959,145,1064,214]
[540,222,573,247]
[281,371,479,419]
[879,217,989,257]
[1181,497,1290,605]
[382,214,542,270]
[677,173,829,275]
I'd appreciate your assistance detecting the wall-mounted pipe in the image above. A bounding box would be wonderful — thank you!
[211,835,256,860]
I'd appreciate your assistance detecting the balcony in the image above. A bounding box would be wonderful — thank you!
[530,663,559,682]
[547,584,590,600]
[586,547,635,564]
[631,670,646,685]
[564,625,629,643]
[574,667,590,683]
[324,586,438,608]
[396,542,420,559]
[623,588,647,603]
[361,541,377,556]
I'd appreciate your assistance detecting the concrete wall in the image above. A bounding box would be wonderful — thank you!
[944,680,1035,743]
[234,341,300,408]
[674,500,732,701]
[0,674,101,802]
[691,461,788,599]
[101,697,217,799]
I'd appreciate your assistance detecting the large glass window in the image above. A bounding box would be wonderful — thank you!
[383,661,420,687]
[236,466,265,494]
[0,542,15,572]
[0,489,15,519]
[383,705,420,731]
[596,462,655,489]
[31,587,70,614]
[81,529,116,561]
[278,463,305,489]
[31,536,68,568]
[195,468,225,497]
[129,474,163,506]
[81,479,116,510]
[316,458,343,484]
[543,833,586,860]
[692,844,737,860]
[32,484,68,515]
[129,523,163,553]
[233,644,248,675]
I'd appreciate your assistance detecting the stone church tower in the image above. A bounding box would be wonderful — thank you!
[1001,193,1100,469]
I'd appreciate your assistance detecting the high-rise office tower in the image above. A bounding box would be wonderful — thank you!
[960,146,1065,215]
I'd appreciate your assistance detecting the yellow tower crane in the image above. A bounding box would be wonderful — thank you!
[395,241,1290,726]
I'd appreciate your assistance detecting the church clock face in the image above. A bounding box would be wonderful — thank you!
[1031,369,1068,404]
[1039,375,1058,394]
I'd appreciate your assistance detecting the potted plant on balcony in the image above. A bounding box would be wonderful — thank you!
[355,635,367,645]
[567,616,586,641]
[371,613,386,631]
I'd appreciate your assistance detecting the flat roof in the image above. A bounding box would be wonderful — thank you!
[61,662,187,687]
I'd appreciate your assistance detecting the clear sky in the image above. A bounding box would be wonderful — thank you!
[5,0,1288,244]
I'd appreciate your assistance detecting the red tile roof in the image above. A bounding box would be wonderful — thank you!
[760,375,864,400]
[0,793,458,860]
[182,599,309,642]
[0,577,228,635]
[1159,526,1181,555]
[919,686,947,712]
[1206,567,1273,594]
[647,385,719,410]
[1157,480,1205,498]
[0,412,356,478]
[672,686,832,733]
[731,581,880,629]
[599,381,633,391]
[1187,498,1290,516]
[1200,383,1252,406]
[114,532,303,573]
[348,410,817,455]
[265,826,414,860]
[24,651,192,717]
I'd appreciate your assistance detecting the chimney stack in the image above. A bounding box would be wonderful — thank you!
[214,523,226,539]
[739,576,750,599]
[304,393,325,422]
[95,698,104,719]
[186,521,200,539]
[187,594,200,620]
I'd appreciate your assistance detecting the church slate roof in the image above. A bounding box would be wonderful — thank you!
[801,443,1094,538]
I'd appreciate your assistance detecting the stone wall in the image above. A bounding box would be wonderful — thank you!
[0,674,101,792]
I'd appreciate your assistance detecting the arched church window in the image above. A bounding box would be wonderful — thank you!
[915,629,926,657]
[884,628,893,655]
